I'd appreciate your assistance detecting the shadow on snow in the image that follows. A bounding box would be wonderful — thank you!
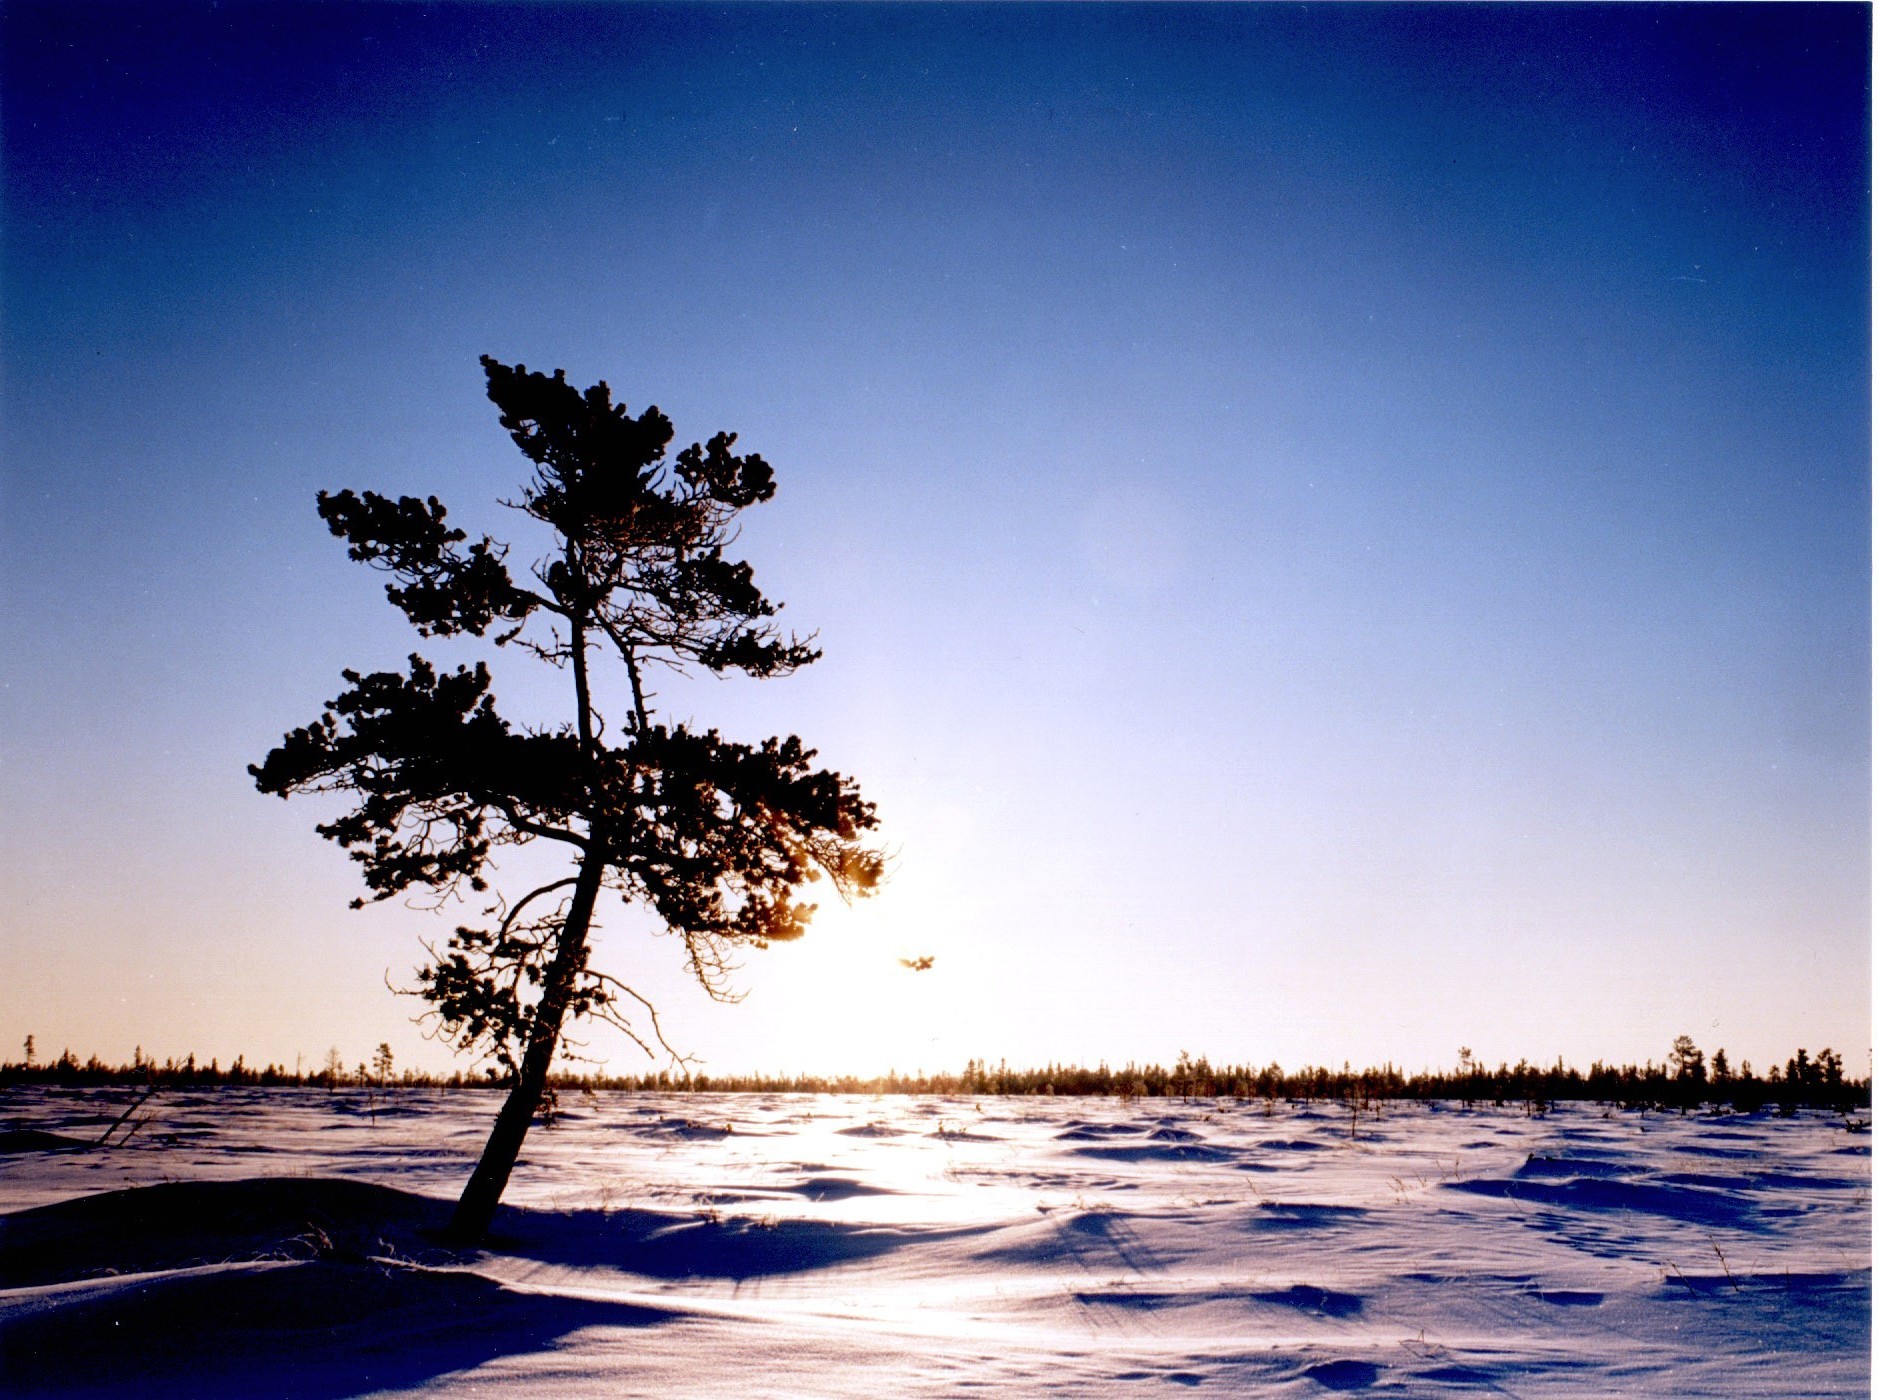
[0,1174,979,1395]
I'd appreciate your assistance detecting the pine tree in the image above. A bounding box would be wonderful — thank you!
[253,357,881,1239]
[1670,1034,1706,1084]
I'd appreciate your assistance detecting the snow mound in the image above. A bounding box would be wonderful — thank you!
[2,1258,668,1399]
[0,1177,450,1288]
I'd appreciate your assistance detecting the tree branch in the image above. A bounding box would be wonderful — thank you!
[494,877,581,942]
[489,799,589,849]
[584,970,697,1072]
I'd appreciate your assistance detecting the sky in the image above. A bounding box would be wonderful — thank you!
[2,2,1869,1081]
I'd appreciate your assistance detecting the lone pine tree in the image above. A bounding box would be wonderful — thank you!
[253,357,881,1240]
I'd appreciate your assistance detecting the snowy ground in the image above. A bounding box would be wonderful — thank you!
[0,1087,1868,1397]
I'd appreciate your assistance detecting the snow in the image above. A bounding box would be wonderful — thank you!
[1,1088,1868,1396]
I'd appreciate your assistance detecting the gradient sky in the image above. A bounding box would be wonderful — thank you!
[3,2,1869,1080]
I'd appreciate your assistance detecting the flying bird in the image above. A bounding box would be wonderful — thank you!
[899,956,935,972]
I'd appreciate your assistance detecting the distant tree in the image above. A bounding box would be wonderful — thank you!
[372,1042,395,1085]
[1670,1034,1706,1084]
[22,1035,33,1068]
[1786,1048,1816,1089]
[254,357,881,1241]
[1819,1048,1844,1089]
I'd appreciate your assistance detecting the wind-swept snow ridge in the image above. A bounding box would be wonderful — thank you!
[0,1088,1868,1396]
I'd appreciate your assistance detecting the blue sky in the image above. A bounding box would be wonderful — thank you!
[3,3,1868,1078]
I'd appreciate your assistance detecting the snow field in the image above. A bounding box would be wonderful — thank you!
[1,1088,1867,1396]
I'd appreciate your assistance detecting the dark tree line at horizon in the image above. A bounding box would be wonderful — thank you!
[3,1041,1866,1114]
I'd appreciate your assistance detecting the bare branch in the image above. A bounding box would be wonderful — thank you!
[494,877,581,942]
[585,970,699,1072]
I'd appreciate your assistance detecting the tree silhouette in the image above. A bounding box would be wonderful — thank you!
[1670,1034,1706,1084]
[253,357,881,1240]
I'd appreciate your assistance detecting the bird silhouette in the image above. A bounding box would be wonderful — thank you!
[899,955,935,972]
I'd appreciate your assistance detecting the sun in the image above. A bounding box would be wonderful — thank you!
[737,896,953,1076]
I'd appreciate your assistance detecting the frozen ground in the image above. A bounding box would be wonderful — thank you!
[0,1087,1868,1396]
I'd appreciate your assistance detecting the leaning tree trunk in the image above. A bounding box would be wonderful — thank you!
[447,850,607,1242]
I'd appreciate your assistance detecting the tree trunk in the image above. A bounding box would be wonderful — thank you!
[447,849,606,1242]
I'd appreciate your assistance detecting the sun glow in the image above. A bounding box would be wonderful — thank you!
[708,887,956,1079]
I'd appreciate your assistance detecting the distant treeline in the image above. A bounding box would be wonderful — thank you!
[0,1040,1867,1113]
